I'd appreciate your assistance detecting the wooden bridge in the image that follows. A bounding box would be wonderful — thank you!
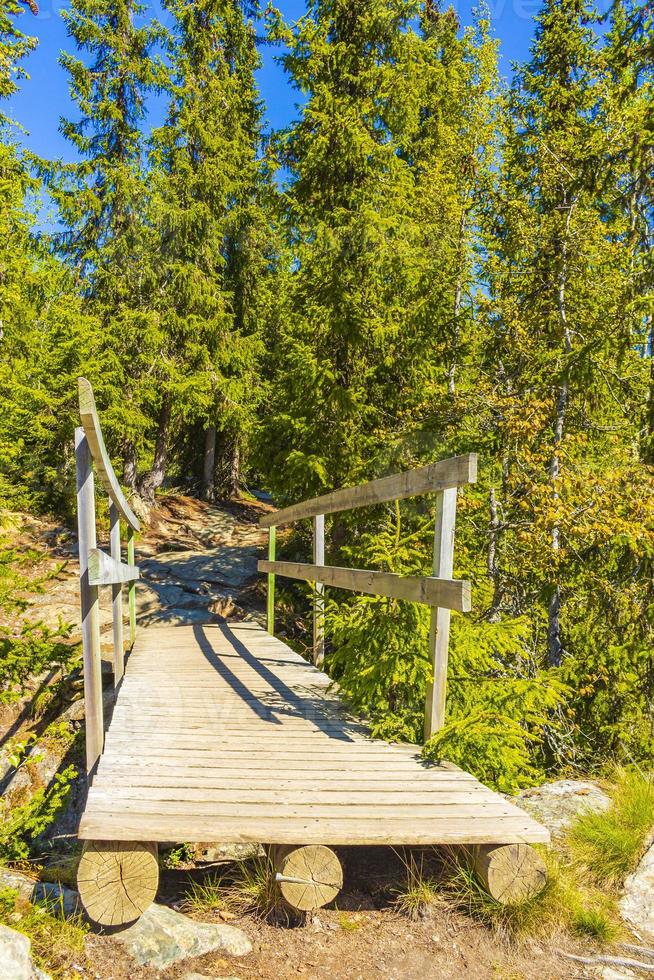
[73,379,548,927]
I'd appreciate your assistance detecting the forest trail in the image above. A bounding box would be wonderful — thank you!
[9,493,271,646]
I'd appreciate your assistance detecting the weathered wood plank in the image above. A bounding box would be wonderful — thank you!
[258,561,471,612]
[259,454,477,527]
[313,514,325,666]
[79,812,550,845]
[424,487,458,739]
[78,378,140,531]
[109,503,125,684]
[75,428,104,775]
[88,548,140,587]
[78,620,549,847]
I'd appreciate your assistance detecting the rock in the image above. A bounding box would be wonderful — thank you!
[0,869,38,904]
[619,841,654,939]
[0,869,81,919]
[113,903,252,969]
[514,779,611,837]
[32,881,81,917]
[0,923,51,980]
[194,842,263,864]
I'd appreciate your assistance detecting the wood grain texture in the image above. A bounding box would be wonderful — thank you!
[259,454,477,527]
[273,844,342,911]
[109,503,125,684]
[471,844,548,904]
[77,840,158,926]
[258,560,471,612]
[78,622,550,846]
[88,548,140,587]
[75,428,104,774]
[78,377,140,531]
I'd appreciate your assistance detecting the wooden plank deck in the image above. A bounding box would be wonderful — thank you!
[79,622,549,846]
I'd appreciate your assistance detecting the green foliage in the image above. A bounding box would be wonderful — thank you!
[0,766,77,862]
[326,511,432,743]
[0,886,89,979]
[567,767,654,885]
[446,848,622,945]
[423,615,568,792]
[161,841,194,869]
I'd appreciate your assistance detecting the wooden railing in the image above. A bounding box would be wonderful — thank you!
[75,378,140,774]
[258,454,477,739]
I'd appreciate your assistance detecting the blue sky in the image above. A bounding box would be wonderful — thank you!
[8,0,549,162]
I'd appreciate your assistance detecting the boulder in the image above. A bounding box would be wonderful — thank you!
[514,779,611,837]
[112,902,252,969]
[619,841,654,939]
[0,923,51,980]
[0,869,81,918]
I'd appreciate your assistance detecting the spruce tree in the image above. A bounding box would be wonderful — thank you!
[0,0,95,512]
[477,0,653,762]
[259,0,427,501]
[146,0,271,502]
[52,0,161,486]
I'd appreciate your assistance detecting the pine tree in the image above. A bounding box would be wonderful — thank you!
[146,0,271,502]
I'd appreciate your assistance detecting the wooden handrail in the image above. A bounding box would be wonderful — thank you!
[260,454,478,739]
[76,378,140,775]
[78,377,140,532]
[259,454,477,528]
[258,560,471,612]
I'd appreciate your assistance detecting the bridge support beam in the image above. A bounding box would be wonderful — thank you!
[271,843,343,912]
[468,843,547,905]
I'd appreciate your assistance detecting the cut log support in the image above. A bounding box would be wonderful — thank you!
[271,844,343,912]
[470,843,547,905]
[77,840,159,926]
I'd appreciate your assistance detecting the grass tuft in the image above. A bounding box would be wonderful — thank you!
[221,853,292,923]
[566,766,654,886]
[443,849,622,946]
[391,849,442,921]
[0,886,89,979]
[180,873,229,915]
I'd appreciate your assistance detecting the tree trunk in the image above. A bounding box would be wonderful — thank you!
[202,425,217,502]
[122,440,137,491]
[228,439,240,498]
[548,200,574,667]
[487,487,501,622]
[137,395,172,504]
[447,209,467,396]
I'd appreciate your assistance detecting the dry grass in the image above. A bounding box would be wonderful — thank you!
[179,873,229,915]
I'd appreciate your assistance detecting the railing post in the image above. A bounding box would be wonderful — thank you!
[313,514,325,666]
[75,427,104,775]
[109,502,125,684]
[424,487,458,741]
[267,526,276,635]
[127,527,137,646]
